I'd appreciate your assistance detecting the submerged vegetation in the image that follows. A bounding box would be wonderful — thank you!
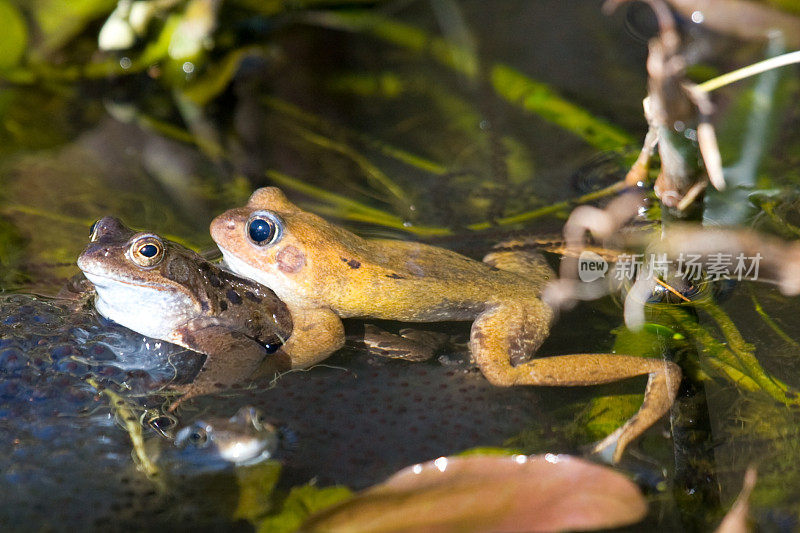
[1,0,800,530]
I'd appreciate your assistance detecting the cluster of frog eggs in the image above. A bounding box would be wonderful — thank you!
[0,294,203,411]
[0,294,245,529]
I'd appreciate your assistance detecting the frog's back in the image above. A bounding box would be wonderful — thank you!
[325,238,548,322]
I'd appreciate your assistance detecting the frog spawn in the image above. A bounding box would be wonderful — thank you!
[187,347,553,489]
[0,294,558,529]
[0,294,241,529]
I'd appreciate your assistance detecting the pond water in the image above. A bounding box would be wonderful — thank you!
[1,0,800,531]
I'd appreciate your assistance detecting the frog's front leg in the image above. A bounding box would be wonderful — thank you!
[281,305,346,368]
[470,301,681,463]
[167,320,292,411]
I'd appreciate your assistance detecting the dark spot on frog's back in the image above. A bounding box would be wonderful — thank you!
[219,300,228,311]
[207,271,222,288]
[199,262,223,287]
[226,289,243,305]
[340,257,361,269]
[244,291,261,303]
[276,246,305,274]
[386,273,406,280]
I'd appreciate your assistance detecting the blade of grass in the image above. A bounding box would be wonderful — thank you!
[264,95,451,176]
[306,10,634,151]
[281,121,411,211]
[266,169,452,236]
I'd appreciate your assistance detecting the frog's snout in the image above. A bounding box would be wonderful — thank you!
[77,243,110,270]
[209,213,234,239]
[210,210,248,244]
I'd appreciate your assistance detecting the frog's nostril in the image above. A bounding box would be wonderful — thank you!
[226,220,235,231]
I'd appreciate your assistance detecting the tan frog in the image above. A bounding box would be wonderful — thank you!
[77,216,293,409]
[210,187,682,461]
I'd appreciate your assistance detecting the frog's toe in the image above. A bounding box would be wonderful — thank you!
[586,429,623,464]
[166,382,220,412]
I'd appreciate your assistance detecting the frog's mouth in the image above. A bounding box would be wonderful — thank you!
[216,438,275,464]
[218,246,273,284]
[80,270,173,293]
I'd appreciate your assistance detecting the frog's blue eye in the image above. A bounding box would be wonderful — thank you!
[247,212,282,246]
[139,244,158,257]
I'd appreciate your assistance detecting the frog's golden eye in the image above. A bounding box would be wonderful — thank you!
[128,236,165,268]
[88,220,100,242]
[246,211,283,247]
[175,423,210,449]
[187,428,208,447]
[143,411,178,439]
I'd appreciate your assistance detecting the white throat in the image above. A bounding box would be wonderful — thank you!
[83,272,193,340]
[218,246,301,305]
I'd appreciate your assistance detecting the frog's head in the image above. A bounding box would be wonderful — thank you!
[170,406,281,469]
[210,187,355,302]
[77,217,205,337]
[78,216,204,295]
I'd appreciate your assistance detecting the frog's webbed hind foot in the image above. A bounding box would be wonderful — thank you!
[471,305,681,462]
[584,358,682,462]
[352,323,450,362]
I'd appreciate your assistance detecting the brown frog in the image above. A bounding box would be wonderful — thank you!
[209,187,682,461]
[77,217,293,409]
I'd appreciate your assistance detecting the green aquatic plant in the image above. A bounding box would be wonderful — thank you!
[86,377,162,481]
[253,483,353,533]
[0,1,27,71]
[308,10,635,152]
[264,95,451,177]
[660,302,800,406]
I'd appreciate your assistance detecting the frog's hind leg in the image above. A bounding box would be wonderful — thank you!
[470,302,681,462]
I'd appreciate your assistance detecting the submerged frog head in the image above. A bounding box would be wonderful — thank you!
[209,187,359,306]
[77,216,292,344]
[169,406,283,470]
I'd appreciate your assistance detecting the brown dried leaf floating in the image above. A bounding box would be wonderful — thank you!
[301,454,647,533]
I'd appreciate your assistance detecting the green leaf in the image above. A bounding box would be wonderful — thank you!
[612,323,679,359]
[29,0,117,55]
[0,0,27,70]
[183,47,259,107]
[574,394,644,441]
[233,462,283,523]
[457,446,518,457]
[256,484,353,533]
